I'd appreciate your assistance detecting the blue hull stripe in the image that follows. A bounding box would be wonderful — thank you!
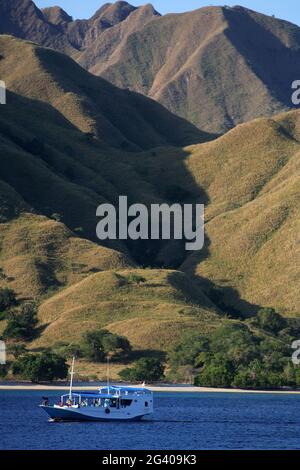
[41,406,144,422]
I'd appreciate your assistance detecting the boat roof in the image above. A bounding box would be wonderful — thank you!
[63,386,152,399]
[61,385,152,400]
[76,392,117,399]
[100,385,152,393]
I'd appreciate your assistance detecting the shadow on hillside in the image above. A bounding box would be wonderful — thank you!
[123,143,264,318]
[124,146,210,268]
[167,235,262,319]
[223,7,300,107]
[2,91,264,319]
[33,323,51,340]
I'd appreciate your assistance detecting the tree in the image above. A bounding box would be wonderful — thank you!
[232,361,283,389]
[82,330,131,362]
[0,288,17,313]
[0,365,7,378]
[194,358,234,388]
[54,342,82,359]
[7,343,27,359]
[259,338,290,371]
[256,308,287,334]
[119,357,165,383]
[168,332,210,368]
[3,302,38,340]
[283,363,297,387]
[12,352,68,383]
[210,322,258,366]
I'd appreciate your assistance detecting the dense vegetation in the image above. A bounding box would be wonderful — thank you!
[0,288,18,320]
[81,330,131,362]
[3,303,38,341]
[12,352,68,383]
[119,358,165,383]
[168,310,300,389]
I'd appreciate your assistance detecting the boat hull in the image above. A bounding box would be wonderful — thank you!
[40,405,146,422]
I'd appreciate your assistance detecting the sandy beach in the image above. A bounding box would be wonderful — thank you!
[1,384,300,394]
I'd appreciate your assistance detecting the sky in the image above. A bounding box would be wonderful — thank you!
[34,0,300,26]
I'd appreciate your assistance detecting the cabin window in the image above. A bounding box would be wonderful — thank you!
[145,401,148,407]
[121,399,133,407]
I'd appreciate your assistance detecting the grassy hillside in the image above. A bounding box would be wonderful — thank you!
[32,269,220,351]
[0,36,221,370]
[0,213,133,299]
[124,112,300,316]
[0,35,211,150]
[86,5,300,134]
[0,34,298,383]
[3,2,300,134]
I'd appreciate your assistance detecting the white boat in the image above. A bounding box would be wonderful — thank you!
[39,358,153,422]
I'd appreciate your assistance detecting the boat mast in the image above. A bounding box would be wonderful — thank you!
[107,356,110,394]
[69,356,75,400]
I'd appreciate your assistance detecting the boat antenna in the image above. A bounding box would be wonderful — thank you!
[69,356,75,400]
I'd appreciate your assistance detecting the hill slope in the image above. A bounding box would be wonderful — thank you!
[129,112,300,315]
[0,40,298,318]
[2,2,300,133]
[0,35,210,150]
[32,269,220,351]
[0,33,298,368]
[0,213,133,299]
[93,4,300,134]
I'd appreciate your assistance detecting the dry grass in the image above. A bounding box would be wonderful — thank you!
[124,113,300,315]
[82,5,295,134]
[31,269,220,350]
[0,35,206,150]
[0,213,133,299]
[0,33,298,376]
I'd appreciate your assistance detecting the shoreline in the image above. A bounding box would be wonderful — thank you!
[1,384,300,394]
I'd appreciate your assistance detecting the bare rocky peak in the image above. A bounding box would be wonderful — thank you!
[42,6,73,26]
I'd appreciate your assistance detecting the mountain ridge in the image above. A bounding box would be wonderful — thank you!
[1,1,300,133]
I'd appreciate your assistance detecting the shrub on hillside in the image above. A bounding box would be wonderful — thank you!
[126,273,146,284]
[3,302,38,341]
[7,343,27,359]
[0,365,7,378]
[82,329,131,362]
[256,308,287,334]
[0,287,18,314]
[53,342,82,359]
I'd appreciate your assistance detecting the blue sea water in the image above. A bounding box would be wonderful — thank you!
[0,390,300,450]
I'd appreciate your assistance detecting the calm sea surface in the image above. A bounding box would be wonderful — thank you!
[0,390,300,450]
